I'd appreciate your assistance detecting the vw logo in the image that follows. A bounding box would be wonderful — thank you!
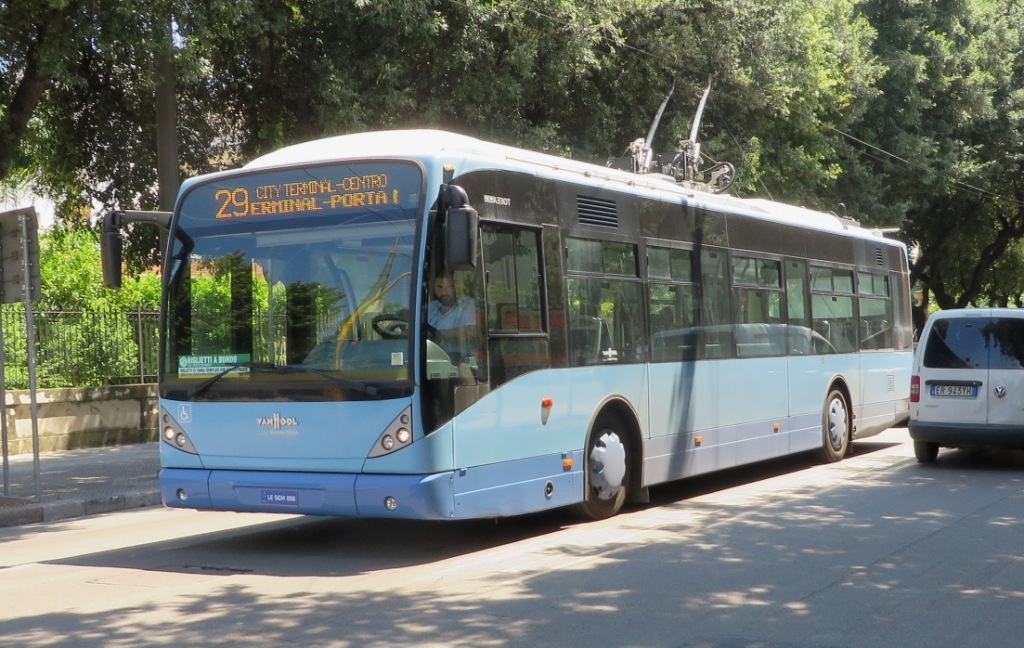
[994,385,1007,398]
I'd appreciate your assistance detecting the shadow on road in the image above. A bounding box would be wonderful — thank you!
[21,434,1024,648]
[47,438,908,579]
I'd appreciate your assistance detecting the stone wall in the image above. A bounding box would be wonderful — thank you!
[2,384,158,455]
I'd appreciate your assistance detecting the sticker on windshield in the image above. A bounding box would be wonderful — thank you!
[178,354,252,376]
[391,352,404,366]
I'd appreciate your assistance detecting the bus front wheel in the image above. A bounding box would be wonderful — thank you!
[575,416,630,520]
[820,388,850,463]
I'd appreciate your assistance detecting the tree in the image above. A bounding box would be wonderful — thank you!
[173,0,632,156]
[3,2,168,207]
[0,1,899,222]
[598,0,882,212]
[1,0,224,271]
[38,226,157,310]
[850,0,1024,320]
[5,0,1024,329]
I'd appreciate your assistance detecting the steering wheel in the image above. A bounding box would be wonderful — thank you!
[372,314,410,338]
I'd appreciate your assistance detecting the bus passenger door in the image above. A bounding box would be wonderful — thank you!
[451,223,563,469]
[481,224,549,389]
[785,258,822,450]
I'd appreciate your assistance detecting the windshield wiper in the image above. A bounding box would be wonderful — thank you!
[187,361,383,399]
[187,361,275,398]
[275,366,380,398]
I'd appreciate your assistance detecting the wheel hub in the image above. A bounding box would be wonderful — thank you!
[827,397,848,450]
[589,430,627,500]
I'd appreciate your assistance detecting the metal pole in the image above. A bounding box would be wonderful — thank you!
[0,307,8,496]
[19,213,41,501]
[136,306,145,383]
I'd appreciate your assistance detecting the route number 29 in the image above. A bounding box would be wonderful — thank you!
[215,188,250,219]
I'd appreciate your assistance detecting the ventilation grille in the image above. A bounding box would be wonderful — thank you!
[577,196,619,228]
[875,247,885,266]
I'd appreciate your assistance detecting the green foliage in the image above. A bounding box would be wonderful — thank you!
[38,226,160,310]
[604,0,883,210]
[0,226,161,388]
[0,303,145,389]
[40,310,141,388]
[174,0,632,156]
[3,0,1024,332]
[38,226,108,310]
[852,0,1024,313]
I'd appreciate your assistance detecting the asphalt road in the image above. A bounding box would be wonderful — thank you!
[1,427,1023,648]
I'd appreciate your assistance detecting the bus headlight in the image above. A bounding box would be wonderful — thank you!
[159,407,199,455]
[368,407,414,458]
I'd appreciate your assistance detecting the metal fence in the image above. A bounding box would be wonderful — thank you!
[0,307,160,388]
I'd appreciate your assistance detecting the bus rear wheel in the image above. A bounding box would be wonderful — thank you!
[820,388,850,463]
[575,416,630,520]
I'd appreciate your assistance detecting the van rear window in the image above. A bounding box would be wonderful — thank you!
[924,317,1024,369]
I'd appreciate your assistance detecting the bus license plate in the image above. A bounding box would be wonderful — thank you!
[261,488,300,507]
[931,384,977,398]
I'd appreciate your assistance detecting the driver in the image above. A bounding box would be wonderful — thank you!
[427,273,478,361]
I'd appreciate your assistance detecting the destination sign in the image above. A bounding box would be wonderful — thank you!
[212,172,401,220]
[179,162,422,229]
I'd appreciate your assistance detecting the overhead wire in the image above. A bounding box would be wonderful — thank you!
[824,123,1024,208]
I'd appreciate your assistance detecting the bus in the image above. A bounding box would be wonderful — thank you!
[102,129,913,521]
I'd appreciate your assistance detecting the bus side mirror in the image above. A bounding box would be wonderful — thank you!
[445,186,478,270]
[446,206,478,270]
[99,209,174,290]
[101,212,124,289]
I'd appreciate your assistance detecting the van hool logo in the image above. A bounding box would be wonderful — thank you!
[257,413,298,429]
[483,194,511,206]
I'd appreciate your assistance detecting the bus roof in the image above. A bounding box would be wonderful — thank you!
[244,129,899,244]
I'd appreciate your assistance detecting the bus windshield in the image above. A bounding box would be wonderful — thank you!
[162,161,424,401]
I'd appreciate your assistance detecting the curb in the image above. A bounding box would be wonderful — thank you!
[0,489,162,529]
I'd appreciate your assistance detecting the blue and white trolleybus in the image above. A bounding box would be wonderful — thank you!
[102,129,913,521]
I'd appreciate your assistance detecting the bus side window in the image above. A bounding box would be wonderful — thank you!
[698,249,733,358]
[570,316,611,365]
[567,278,643,365]
[647,248,698,363]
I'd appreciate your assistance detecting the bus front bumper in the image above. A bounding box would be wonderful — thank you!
[159,468,456,520]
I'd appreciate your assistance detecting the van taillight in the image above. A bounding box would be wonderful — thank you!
[910,375,920,402]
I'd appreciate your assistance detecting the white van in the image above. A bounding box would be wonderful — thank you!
[909,308,1024,462]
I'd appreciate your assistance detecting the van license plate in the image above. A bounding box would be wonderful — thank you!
[931,385,977,398]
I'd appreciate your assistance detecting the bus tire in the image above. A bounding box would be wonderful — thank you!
[574,415,630,520]
[913,440,939,463]
[820,387,850,463]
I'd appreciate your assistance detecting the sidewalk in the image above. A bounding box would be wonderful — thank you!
[0,442,161,528]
